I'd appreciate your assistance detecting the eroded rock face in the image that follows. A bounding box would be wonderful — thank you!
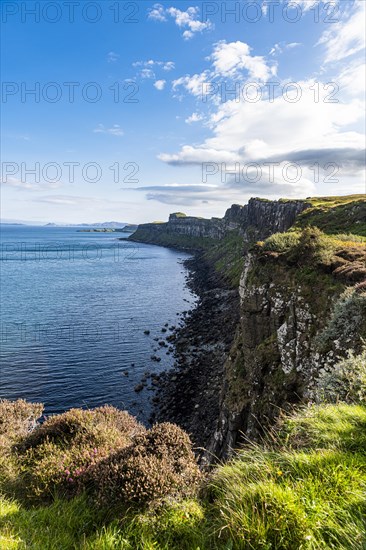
[167,213,224,239]
[207,252,364,461]
[223,199,310,240]
[129,199,310,246]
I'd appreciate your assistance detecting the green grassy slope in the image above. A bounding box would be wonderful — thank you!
[1,403,365,549]
[295,195,366,236]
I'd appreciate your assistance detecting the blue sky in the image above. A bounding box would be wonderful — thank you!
[1,0,365,223]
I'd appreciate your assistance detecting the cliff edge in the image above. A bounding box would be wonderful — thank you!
[130,195,366,459]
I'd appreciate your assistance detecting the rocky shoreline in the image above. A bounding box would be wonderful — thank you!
[148,252,240,461]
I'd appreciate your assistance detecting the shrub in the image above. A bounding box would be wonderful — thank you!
[0,400,44,492]
[316,288,366,353]
[316,348,366,405]
[262,231,300,253]
[89,422,202,507]
[0,399,43,449]
[18,406,142,452]
[16,406,144,501]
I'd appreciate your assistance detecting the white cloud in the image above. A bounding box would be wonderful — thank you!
[133,60,175,71]
[148,4,213,39]
[172,41,275,100]
[317,0,365,63]
[211,41,274,81]
[287,0,322,12]
[158,145,241,164]
[262,0,326,16]
[270,42,301,56]
[163,61,175,71]
[147,3,166,21]
[140,68,155,79]
[173,71,210,97]
[107,51,119,63]
[154,79,166,90]
[1,176,62,191]
[185,112,203,124]
[93,124,124,137]
[338,62,366,98]
[159,78,365,179]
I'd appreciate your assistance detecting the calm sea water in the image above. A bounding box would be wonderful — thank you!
[0,225,196,422]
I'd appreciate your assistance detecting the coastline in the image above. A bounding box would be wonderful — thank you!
[149,252,240,460]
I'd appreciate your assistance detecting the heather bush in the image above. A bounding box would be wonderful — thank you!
[0,399,43,449]
[16,406,144,501]
[90,422,202,507]
[0,400,44,491]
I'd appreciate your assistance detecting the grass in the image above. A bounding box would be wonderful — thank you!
[257,227,366,288]
[1,403,365,549]
[295,195,366,236]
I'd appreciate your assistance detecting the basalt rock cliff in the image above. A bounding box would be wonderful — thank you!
[129,195,366,460]
[128,198,310,246]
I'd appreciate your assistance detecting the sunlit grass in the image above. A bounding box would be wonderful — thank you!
[1,403,365,549]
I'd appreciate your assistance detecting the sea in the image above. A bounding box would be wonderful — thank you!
[0,225,196,423]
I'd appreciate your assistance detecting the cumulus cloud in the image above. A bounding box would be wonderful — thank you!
[147,4,213,39]
[140,68,155,79]
[172,41,275,101]
[147,3,166,21]
[211,41,275,81]
[93,124,124,136]
[173,71,211,97]
[154,79,166,90]
[159,77,365,192]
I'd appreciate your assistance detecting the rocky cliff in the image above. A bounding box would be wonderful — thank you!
[128,198,311,248]
[209,238,366,459]
[130,195,366,460]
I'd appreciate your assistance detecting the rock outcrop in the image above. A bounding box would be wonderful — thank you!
[128,198,310,247]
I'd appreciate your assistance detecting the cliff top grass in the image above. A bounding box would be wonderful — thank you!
[258,227,366,288]
[0,400,365,549]
[306,194,366,207]
[294,194,366,236]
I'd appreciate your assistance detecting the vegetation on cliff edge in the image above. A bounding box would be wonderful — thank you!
[1,355,365,550]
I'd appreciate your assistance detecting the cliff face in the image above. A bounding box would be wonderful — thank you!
[129,198,310,247]
[131,195,366,460]
[224,199,309,240]
[208,232,366,460]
